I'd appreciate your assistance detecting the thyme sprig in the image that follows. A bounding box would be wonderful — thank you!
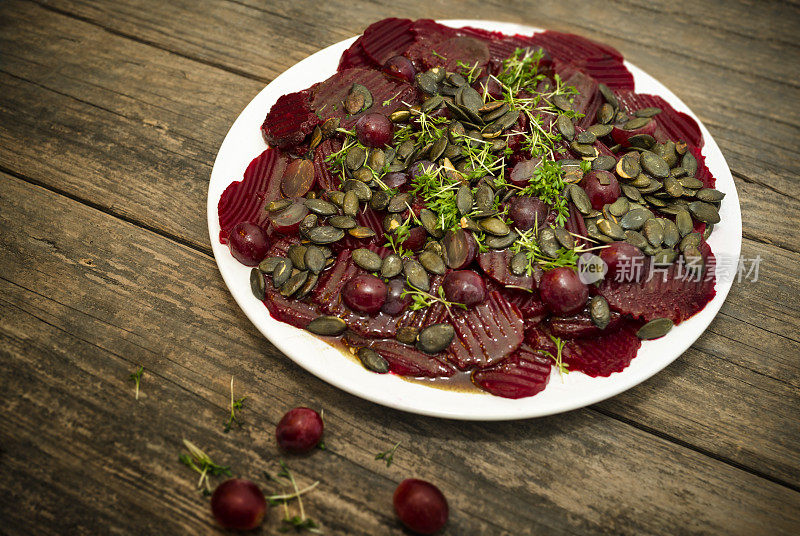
[375,442,401,467]
[265,461,323,534]
[545,335,569,378]
[129,366,144,400]
[179,439,232,494]
[223,376,247,433]
[401,284,467,318]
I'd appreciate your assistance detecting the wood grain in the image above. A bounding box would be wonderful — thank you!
[1,0,799,533]
[2,173,799,535]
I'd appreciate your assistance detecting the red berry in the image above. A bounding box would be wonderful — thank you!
[276,407,324,454]
[539,267,589,315]
[580,170,621,211]
[227,222,269,266]
[393,479,449,535]
[382,278,411,315]
[355,113,394,148]
[600,241,646,282]
[507,196,550,231]
[382,55,416,83]
[343,274,388,314]
[442,270,486,306]
[211,478,267,531]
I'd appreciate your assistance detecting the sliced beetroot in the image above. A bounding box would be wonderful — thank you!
[264,287,319,329]
[529,30,624,64]
[346,333,456,377]
[421,36,491,73]
[576,56,634,91]
[527,319,643,377]
[563,202,589,249]
[548,309,623,339]
[261,90,320,149]
[472,345,551,399]
[218,147,289,243]
[597,242,717,324]
[446,291,525,370]
[338,36,376,71]
[555,62,601,130]
[614,91,703,149]
[313,250,360,315]
[688,144,716,188]
[313,139,343,191]
[333,207,384,252]
[611,118,658,148]
[361,18,416,65]
[478,249,536,291]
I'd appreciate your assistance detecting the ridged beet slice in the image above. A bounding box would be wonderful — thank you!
[333,207,385,252]
[338,36,376,71]
[312,250,360,315]
[472,345,551,399]
[404,19,459,68]
[556,61,601,130]
[417,35,491,72]
[614,91,703,149]
[313,139,343,192]
[578,56,634,90]
[218,147,289,243]
[446,291,525,370]
[530,30,624,63]
[478,249,536,291]
[345,333,456,377]
[310,68,417,129]
[362,18,416,65]
[264,288,320,330]
[495,286,547,323]
[261,90,320,149]
[688,144,716,188]
[596,242,717,324]
[548,308,623,339]
[526,320,644,377]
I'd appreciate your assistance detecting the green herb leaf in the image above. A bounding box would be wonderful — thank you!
[375,442,401,467]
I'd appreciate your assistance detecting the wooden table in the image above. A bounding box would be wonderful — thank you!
[1,1,798,534]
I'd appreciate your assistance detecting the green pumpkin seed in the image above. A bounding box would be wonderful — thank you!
[268,199,292,213]
[616,155,641,179]
[596,103,615,124]
[643,218,664,247]
[456,185,473,216]
[620,208,652,230]
[328,190,345,207]
[404,260,430,291]
[387,192,412,213]
[344,179,372,202]
[287,244,308,270]
[623,117,651,130]
[635,107,662,118]
[352,248,382,272]
[346,146,367,171]
[637,318,673,340]
[421,95,444,113]
[295,272,318,299]
[554,227,574,250]
[652,248,678,265]
[483,103,510,123]
[696,188,725,203]
[663,176,684,198]
[344,91,366,115]
[679,232,701,253]
[587,124,613,138]
[383,213,403,233]
[416,323,455,354]
[552,94,573,112]
[662,220,681,248]
[576,130,596,145]
[250,268,265,299]
[343,190,359,217]
[304,246,327,274]
[320,117,340,137]
[381,254,403,278]
[571,142,598,158]
[308,226,345,244]
[683,246,704,274]
[598,83,619,108]
[620,183,643,202]
[475,183,495,215]
[640,151,670,179]
[569,184,593,214]
[688,201,720,224]
[597,218,625,240]
[357,347,389,373]
[304,198,337,217]
[349,226,376,239]
[415,72,438,95]
[367,148,386,170]
[703,223,714,240]
[259,256,282,274]
[369,190,390,211]
[307,316,347,336]
[280,270,308,297]
[419,250,446,275]
[329,215,357,229]
[556,114,575,141]
[396,326,419,345]
[510,251,527,276]
[592,154,616,171]
[538,227,561,257]
[273,258,293,288]
[679,176,704,190]
[590,296,611,330]
[624,230,648,250]
[609,197,630,217]
[486,232,518,249]
[675,208,693,237]
[417,209,441,239]
[682,152,698,175]
[479,217,510,237]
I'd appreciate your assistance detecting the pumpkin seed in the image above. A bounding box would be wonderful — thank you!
[390,109,411,123]
[510,251,527,276]
[652,248,678,265]
[259,256,281,274]
[556,115,575,141]
[624,230,648,250]
[576,131,597,145]
[663,176,684,198]
[307,316,347,336]
[404,259,430,291]
[349,226,376,239]
[679,232,701,253]
[344,179,372,202]
[367,148,386,170]
[598,83,619,108]
[357,347,389,373]
[308,226,345,244]
[456,184,473,215]
[675,140,688,155]
[342,190,359,217]
[569,184,593,214]
[552,94,573,112]
[483,103,510,123]
[696,188,725,203]
[348,249,381,272]
[684,245,704,274]
[571,142,598,158]
[304,198,337,217]
[345,146,366,170]
[479,217,510,237]
[328,190,345,207]
[486,232,518,249]
[295,272,318,299]
[590,296,611,330]
[457,85,483,112]
[421,95,444,113]
[328,215,356,230]
[415,72,438,95]
[280,270,308,297]
[554,227,574,249]
[381,254,403,278]
[459,216,481,233]
[320,117,340,137]
[416,323,455,354]
[287,244,308,270]
[688,201,720,224]
[250,268,265,299]
[387,192,412,213]
[616,155,641,179]
[679,176,704,190]
[703,223,714,240]
[475,183,495,215]
[419,250,446,275]
[596,103,615,124]
[304,245,326,274]
[344,91,366,115]
[623,117,651,130]
[682,152,698,175]
[609,197,630,217]
[637,318,673,340]
[597,218,625,240]
[268,199,292,213]
[662,220,681,248]
[299,214,318,237]
[419,208,443,239]
[587,123,613,138]
[635,107,662,118]
[396,326,419,345]
[538,227,561,258]
[592,154,616,171]
[383,213,403,233]
[640,151,670,179]
[620,208,652,230]
[643,218,664,247]
[427,66,445,83]
[621,183,643,202]
[675,208,693,236]
[273,258,293,288]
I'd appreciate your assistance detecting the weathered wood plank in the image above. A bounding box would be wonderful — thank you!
[1,0,799,252]
[1,0,799,485]
[2,173,800,534]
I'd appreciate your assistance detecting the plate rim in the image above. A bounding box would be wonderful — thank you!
[206,19,742,421]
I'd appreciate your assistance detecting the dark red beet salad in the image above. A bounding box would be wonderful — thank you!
[219,18,723,399]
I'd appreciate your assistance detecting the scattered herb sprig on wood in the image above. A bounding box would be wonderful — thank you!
[129,366,144,400]
[179,439,231,494]
[375,442,401,467]
[223,376,247,433]
[265,461,323,534]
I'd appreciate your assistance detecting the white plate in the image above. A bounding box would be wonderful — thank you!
[207,20,742,420]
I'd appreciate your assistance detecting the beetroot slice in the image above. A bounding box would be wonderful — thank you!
[548,309,624,339]
[472,345,551,399]
[688,144,716,188]
[596,242,717,324]
[526,319,643,377]
[261,237,320,329]
[313,139,342,192]
[614,91,703,149]
[312,250,359,315]
[218,147,289,242]
[261,90,320,150]
[556,61,601,130]
[446,291,525,370]
[345,333,456,378]
[361,18,416,65]
[338,36,376,71]
[478,249,536,290]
